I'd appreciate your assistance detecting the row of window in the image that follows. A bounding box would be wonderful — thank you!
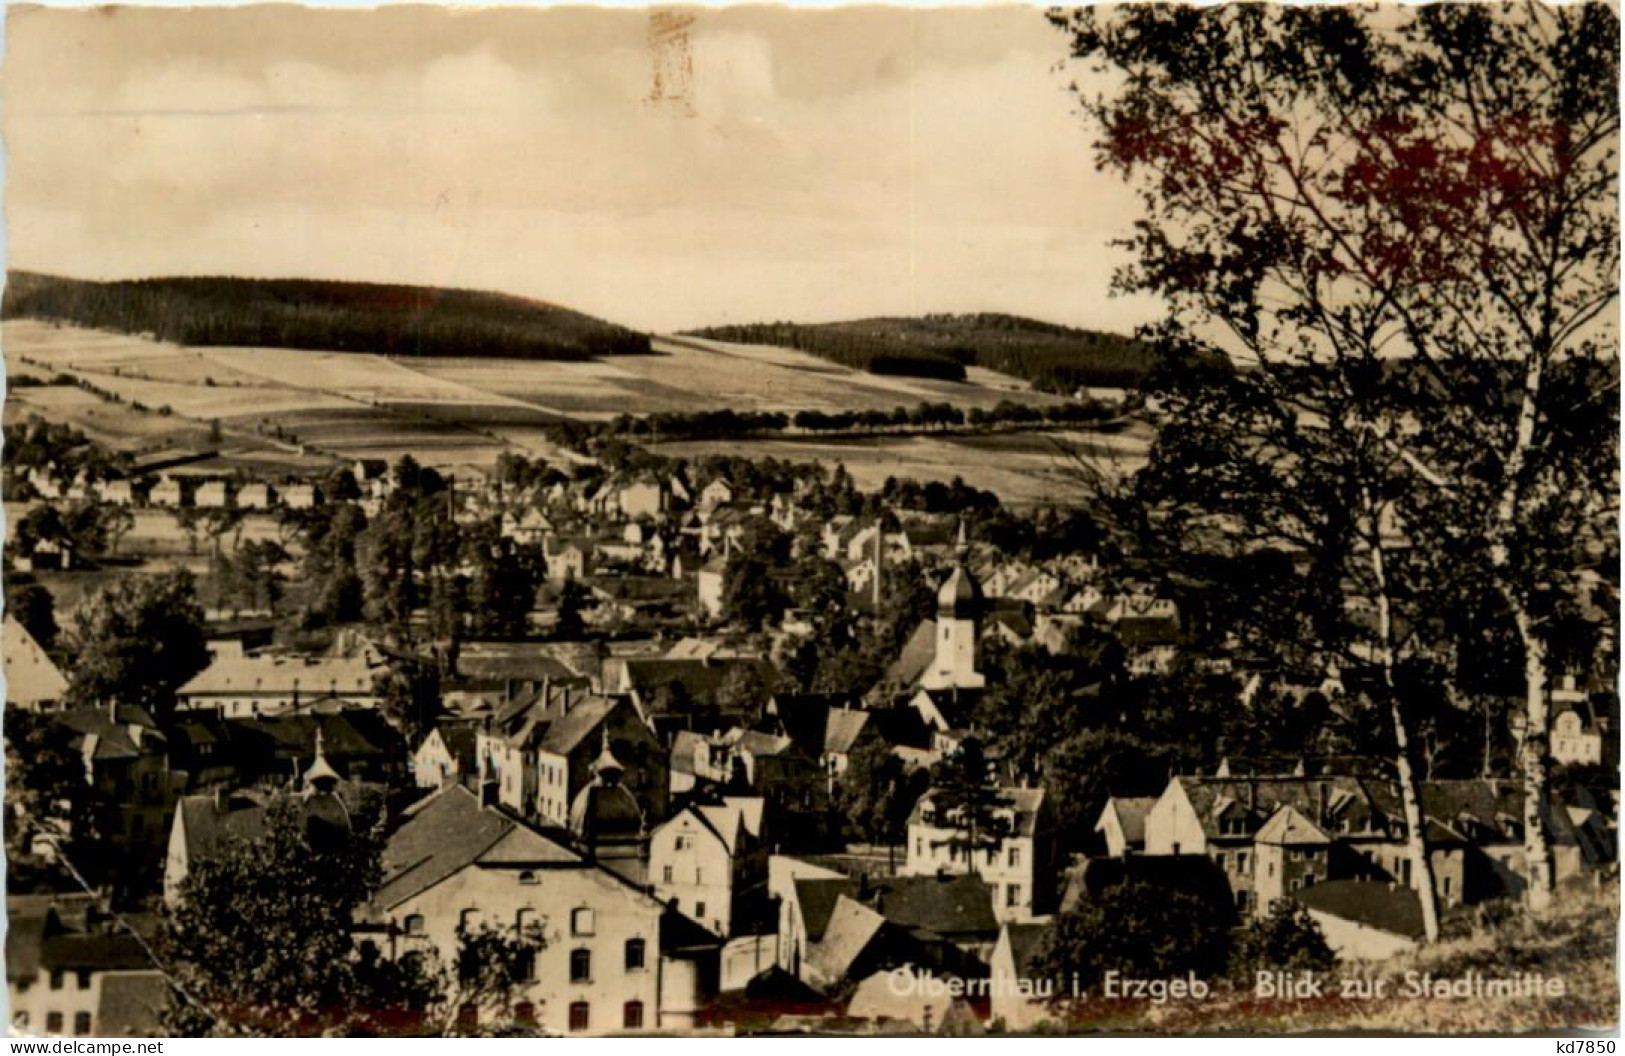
[917,841,1022,868]
[17,970,95,994]
[568,999,643,1032]
[14,1012,92,1036]
[659,865,708,885]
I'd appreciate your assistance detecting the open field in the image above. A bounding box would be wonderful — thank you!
[652,425,1152,507]
[5,321,1123,485]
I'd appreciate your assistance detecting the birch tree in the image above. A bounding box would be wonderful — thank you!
[1053,1,1617,922]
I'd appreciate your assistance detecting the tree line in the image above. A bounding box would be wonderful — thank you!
[3,271,651,360]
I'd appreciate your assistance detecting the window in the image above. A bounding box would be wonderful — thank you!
[914,838,924,858]
[49,971,64,991]
[73,1013,91,1036]
[624,1001,644,1030]
[519,870,538,885]
[76,970,92,990]
[1006,884,1021,908]
[1443,876,1453,897]
[404,914,426,936]
[1238,852,1249,873]
[514,1001,536,1025]
[570,948,592,982]
[1234,890,1249,910]
[695,901,706,921]
[676,834,693,851]
[459,908,481,932]
[572,908,595,936]
[1008,846,1021,868]
[1303,873,1316,888]
[13,1013,27,1028]
[662,865,674,884]
[47,1012,63,1035]
[569,1002,590,1033]
[625,938,646,972]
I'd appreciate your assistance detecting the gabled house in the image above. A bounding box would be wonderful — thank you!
[365,784,710,1035]
[649,800,767,938]
[902,788,1056,923]
[4,616,69,712]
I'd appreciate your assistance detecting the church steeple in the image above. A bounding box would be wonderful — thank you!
[923,518,985,691]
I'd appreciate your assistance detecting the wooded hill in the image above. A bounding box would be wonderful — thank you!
[686,313,1160,390]
[2,272,651,359]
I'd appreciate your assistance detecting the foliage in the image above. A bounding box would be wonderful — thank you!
[4,270,650,359]
[925,738,1011,873]
[160,795,424,1036]
[3,711,111,892]
[5,572,59,650]
[836,737,926,849]
[65,568,209,721]
[1030,878,1232,990]
[1227,901,1337,981]
[688,314,1164,392]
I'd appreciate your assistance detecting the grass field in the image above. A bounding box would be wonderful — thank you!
[652,426,1150,507]
[4,320,1125,488]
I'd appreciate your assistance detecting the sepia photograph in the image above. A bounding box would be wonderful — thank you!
[0,0,1617,1040]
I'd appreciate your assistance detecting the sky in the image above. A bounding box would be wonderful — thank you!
[3,4,1162,334]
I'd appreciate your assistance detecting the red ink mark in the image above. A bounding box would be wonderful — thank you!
[647,9,696,117]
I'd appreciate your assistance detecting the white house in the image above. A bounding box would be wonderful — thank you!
[649,802,760,938]
[902,787,1053,923]
[4,616,69,712]
[370,785,703,1035]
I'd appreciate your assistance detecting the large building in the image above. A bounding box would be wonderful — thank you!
[367,785,713,1035]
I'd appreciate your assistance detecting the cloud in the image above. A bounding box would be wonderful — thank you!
[3,6,1159,335]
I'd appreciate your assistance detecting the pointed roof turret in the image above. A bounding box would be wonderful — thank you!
[304,726,342,792]
[594,728,625,785]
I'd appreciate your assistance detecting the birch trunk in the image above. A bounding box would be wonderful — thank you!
[1509,594,1556,911]
[1367,526,1441,942]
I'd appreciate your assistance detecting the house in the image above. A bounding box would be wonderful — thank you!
[1292,879,1426,960]
[778,872,999,988]
[1095,796,1158,858]
[148,477,184,507]
[534,696,668,829]
[1139,774,1596,917]
[176,652,380,717]
[699,478,735,511]
[194,480,230,509]
[367,784,709,1035]
[236,482,273,509]
[163,790,270,906]
[988,922,1054,1031]
[4,616,69,711]
[902,788,1055,923]
[93,479,135,505]
[697,558,728,620]
[620,479,672,521]
[413,725,480,789]
[6,897,164,1038]
[1550,677,1604,766]
[547,540,591,583]
[54,705,176,867]
[503,508,553,546]
[649,800,767,938]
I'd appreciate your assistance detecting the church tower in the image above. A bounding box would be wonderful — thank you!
[923,522,984,691]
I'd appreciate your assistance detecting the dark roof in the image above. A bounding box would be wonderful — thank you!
[376,786,579,909]
[1294,880,1427,939]
[1099,796,1158,846]
[794,873,998,942]
[660,907,724,954]
[1001,923,1051,976]
[176,792,271,863]
[539,697,618,755]
[454,651,576,683]
[96,971,171,1038]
